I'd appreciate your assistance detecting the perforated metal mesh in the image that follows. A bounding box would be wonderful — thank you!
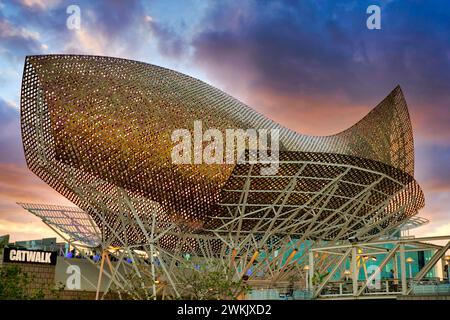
[20,55,424,247]
[210,151,423,241]
[17,202,101,247]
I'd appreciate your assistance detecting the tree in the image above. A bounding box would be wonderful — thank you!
[177,260,250,300]
[108,258,251,300]
[0,264,44,300]
[312,270,330,286]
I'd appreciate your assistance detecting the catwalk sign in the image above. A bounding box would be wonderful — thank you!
[3,248,57,265]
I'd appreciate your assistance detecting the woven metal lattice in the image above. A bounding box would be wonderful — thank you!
[17,202,101,247]
[209,151,423,241]
[21,55,424,247]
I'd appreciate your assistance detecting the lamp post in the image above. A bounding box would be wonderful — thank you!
[344,269,351,282]
[444,255,450,283]
[406,257,414,279]
[304,265,310,290]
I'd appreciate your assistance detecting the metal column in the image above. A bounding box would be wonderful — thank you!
[351,246,358,296]
[399,244,407,295]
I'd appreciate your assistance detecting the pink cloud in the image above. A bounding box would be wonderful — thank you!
[0,162,73,241]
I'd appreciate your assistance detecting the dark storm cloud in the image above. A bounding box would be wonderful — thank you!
[87,0,145,40]
[416,145,450,192]
[147,21,189,58]
[0,99,23,164]
[192,1,364,95]
[190,0,450,127]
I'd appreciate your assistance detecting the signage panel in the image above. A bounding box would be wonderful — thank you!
[3,248,57,265]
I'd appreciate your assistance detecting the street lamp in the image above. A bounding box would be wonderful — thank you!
[344,269,351,282]
[444,255,450,283]
[406,257,414,279]
[303,265,310,290]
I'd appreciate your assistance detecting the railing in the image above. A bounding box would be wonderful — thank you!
[318,279,402,298]
[308,235,450,299]
[247,288,313,300]
[410,280,450,295]
[317,278,450,298]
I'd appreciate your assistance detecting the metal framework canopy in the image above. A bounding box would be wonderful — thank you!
[17,202,101,248]
[18,55,426,297]
[20,55,423,245]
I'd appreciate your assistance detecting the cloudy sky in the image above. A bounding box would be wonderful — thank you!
[0,0,449,242]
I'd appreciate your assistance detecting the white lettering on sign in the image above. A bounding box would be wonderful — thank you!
[9,249,16,261]
[8,249,53,264]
